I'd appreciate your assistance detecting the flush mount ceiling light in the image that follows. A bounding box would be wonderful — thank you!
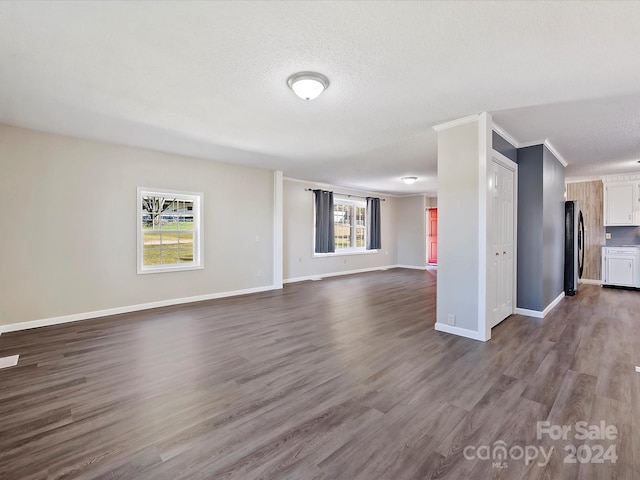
[401,176,418,185]
[287,72,329,100]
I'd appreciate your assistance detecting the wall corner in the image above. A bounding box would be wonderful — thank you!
[273,171,284,289]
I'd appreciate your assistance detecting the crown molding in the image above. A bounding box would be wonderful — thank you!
[601,172,640,182]
[491,122,520,149]
[432,114,480,132]
[518,139,568,167]
[283,176,402,198]
[543,141,568,167]
[518,139,546,148]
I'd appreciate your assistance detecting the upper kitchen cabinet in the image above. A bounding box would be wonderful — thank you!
[603,174,640,226]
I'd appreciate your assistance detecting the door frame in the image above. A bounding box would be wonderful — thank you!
[484,149,518,337]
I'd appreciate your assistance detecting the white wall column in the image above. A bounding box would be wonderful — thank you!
[433,113,492,341]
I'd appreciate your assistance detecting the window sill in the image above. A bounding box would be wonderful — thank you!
[138,265,204,275]
[313,249,379,258]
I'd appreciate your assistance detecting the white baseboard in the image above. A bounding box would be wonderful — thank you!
[434,322,489,341]
[544,292,565,316]
[284,265,396,284]
[0,285,278,333]
[515,291,565,319]
[283,275,323,283]
[515,307,544,319]
[579,278,602,285]
[283,264,435,284]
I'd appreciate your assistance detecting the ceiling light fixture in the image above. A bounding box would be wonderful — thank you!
[401,176,418,185]
[287,72,329,100]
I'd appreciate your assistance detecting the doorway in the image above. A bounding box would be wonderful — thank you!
[487,153,517,329]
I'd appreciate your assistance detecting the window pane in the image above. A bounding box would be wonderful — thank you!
[139,190,201,272]
[142,196,179,230]
[161,246,180,264]
[355,206,366,227]
[177,232,194,263]
[334,203,352,249]
[356,227,365,248]
[161,214,177,230]
[356,206,366,247]
[179,215,194,230]
[143,232,194,266]
[143,232,163,266]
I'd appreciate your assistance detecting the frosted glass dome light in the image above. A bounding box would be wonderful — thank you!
[287,72,329,100]
[401,176,418,185]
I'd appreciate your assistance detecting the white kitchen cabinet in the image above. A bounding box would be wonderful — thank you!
[603,176,640,226]
[602,247,639,287]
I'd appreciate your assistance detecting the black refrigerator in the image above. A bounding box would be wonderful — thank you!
[564,200,585,296]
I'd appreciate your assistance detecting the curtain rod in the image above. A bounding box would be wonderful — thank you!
[304,188,386,201]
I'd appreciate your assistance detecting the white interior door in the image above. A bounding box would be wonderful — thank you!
[488,157,515,329]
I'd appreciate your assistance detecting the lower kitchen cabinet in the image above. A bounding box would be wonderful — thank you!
[602,247,639,287]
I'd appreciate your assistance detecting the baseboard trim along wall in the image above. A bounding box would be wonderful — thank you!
[514,308,544,319]
[434,323,488,341]
[3,266,434,334]
[1,285,279,333]
[579,278,602,285]
[515,291,565,319]
[283,264,426,284]
[284,266,393,284]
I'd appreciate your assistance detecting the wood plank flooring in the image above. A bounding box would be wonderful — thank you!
[0,269,638,479]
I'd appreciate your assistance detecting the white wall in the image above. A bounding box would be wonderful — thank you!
[435,116,486,338]
[0,125,276,327]
[395,195,427,268]
[283,179,397,280]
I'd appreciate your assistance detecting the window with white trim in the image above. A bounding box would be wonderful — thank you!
[137,188,202,274]
[333,198,367,251]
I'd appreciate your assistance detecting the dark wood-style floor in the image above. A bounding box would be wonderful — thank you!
[0,269,638,479]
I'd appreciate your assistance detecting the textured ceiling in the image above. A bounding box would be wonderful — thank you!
[1,1,640,195]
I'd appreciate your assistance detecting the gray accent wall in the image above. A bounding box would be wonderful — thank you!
[605,226,640,246]
[492,131,517,163]
[516,145,565,312]
[542,147,566,308]
[517,145,544,311]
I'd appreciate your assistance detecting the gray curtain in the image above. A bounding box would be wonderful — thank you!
[314,190,335,253]
[366,197,381,250]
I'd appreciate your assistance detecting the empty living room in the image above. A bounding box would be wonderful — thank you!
[1,2,639,479]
